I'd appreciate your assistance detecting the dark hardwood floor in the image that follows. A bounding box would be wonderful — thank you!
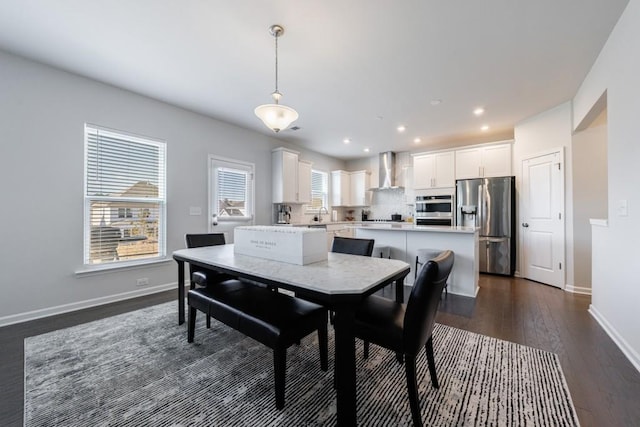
[2,276,639,426]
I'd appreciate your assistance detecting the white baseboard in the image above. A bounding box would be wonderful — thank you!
[564,284,592,295]
[589,304,640,373]
[0,282,178,327]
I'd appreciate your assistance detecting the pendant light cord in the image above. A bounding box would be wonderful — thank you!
[274,32,279,103]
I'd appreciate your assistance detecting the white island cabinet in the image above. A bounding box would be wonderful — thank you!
[354,224,479,297]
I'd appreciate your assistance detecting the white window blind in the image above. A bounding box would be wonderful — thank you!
[308,170,328,210]
[84,125,166,265]
[211,158,254,221]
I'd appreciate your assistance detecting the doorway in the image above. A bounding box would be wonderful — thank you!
[520,149,565,288]
[208,155,255,242]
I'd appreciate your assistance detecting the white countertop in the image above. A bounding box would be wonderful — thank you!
[275,221,361,227]
[351,223,478,233]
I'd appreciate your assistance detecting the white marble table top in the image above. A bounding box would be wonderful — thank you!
[173,244,410,295]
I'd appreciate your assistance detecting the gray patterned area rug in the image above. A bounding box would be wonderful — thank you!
[24,301,579,426]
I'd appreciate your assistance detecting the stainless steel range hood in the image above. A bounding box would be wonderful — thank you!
[376,151,403,190]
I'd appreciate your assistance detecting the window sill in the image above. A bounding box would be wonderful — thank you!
[75,257,173,277]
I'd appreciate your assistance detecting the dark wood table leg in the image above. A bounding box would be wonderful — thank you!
[395,276,405,303]
[395,277,405,363]
[177,260,185,325]
[333,306,357,426]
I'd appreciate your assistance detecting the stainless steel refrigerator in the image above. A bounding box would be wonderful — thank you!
[456,176,515,275]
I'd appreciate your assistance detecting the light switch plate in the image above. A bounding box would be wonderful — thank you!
[189,206,202,216]
[617,199,628,217]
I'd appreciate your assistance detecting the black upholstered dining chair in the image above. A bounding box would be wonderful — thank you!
[185,233,250,328]
[354,250,454,427]
[331,236,375,257]
[329,236,375,326]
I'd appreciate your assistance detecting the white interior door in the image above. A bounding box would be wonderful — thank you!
[521,150,565,288]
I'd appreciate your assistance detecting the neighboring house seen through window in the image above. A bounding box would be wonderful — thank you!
[84,125,166,265]
[210,156,254,222]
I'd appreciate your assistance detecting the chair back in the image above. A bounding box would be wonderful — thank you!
[331,237,375,257]
[185,233,226,249]
[403,250,454,355]
[185,233,228,282]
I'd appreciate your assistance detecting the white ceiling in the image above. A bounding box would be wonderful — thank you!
[0,1,629,159]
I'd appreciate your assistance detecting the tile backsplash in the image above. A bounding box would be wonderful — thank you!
[273,188,413,224]
[366,189,413,220]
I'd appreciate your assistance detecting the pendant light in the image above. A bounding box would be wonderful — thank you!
[254,24,299,133]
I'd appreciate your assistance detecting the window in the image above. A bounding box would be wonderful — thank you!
[308,170,328,211]
[84,125,166,265]
[117,208,133,219]
[210,156,254,221]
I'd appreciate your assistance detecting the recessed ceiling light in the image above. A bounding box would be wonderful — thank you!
[363,147,370,153]
[343,138,351,144]
[413,137,421,144]
[481,125,490,131]
[474,107,485,116]
[397,125,406,133]
[430,99,442,106]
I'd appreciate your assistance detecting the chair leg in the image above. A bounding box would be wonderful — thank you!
[404,354,423,427]
[318,322,328,371]
[363,341,369,359]
[425,336,440,389]
[187,305,197,343]
[274,346,286,410]
[396,352,404,364]
[206,315,211,329]
[415,256,419,280]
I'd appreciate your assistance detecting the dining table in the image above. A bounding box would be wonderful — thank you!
[173,243,410,426]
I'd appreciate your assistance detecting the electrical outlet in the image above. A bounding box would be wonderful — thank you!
[136,277,149,287]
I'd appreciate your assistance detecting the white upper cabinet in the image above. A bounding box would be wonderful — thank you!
[412,151,455,189]
[349,170,370,206]
[455,142,512,179]
[272,147,312,203]
[331,170,351,206]
[331,170,370,206]
[368,155,379,190]
[297,160,312,204]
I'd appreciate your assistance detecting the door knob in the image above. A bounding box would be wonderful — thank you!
[522,222,529,228]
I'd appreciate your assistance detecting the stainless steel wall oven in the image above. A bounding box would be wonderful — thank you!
[414,194,454,226]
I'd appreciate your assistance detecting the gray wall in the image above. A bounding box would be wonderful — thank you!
[571,110,608,291]
[572,0,640,369]
[0,50,344,323]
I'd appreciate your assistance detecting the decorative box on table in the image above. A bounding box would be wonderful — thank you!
[234,226,327,265]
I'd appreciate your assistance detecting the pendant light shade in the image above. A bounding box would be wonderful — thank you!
[254,103,299,133]
[255,25,299,133]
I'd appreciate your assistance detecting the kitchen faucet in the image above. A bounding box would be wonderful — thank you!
[317,206,329,222]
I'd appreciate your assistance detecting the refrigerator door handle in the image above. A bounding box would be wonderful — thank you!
[487,237,507,243]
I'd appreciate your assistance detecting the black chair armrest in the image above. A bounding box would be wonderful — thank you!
[191,271,208,287]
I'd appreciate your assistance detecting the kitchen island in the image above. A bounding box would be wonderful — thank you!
[353,224,479,297]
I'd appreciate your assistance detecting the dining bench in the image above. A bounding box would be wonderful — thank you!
[187,271,329,409]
